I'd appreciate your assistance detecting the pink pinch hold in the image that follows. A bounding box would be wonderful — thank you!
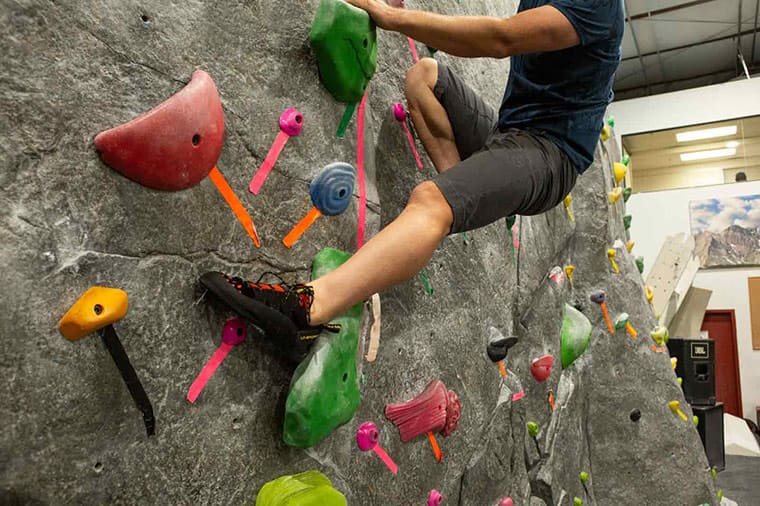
[499,498,514,506]
[511,391,525,402]
[428,489,443,506]
[356,421,380,451]
[279,108,304,137]
[530,355,554,383]
[393,102,407,122]
[221,317,246,345]
[384,380,461,442]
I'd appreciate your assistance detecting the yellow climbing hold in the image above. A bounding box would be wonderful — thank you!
[600,125,611,142]
[608,187,622,203]
[668,400,688,422]
[564,195,575,222]
[607,249,619,273]
[626,240,635,253]
[613,162,627,184]
[565,265,575,285]
[646,286,654,304]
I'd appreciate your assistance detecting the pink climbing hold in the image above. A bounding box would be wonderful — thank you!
[384,380,461,442]
[187,318,246,403]
[356,421,398,475]
[393,103,423,170]
[249,108,304,194]
[94,69,224,191]
[427,489,443,506]
[511,391,525,402]
[530,355,554,383]
[499,498,514,506]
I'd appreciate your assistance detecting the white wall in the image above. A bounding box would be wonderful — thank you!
[627,181,760,420]
[608,78,760,148]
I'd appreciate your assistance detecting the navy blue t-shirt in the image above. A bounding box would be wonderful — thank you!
[498,0,624,173]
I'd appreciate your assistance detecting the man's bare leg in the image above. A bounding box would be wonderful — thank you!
[405,58,462,173]
[308,181,453,324]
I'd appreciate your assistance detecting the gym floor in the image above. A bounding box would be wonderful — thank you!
[716,455,760,505]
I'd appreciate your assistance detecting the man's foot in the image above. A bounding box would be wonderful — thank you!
[199,272,339,362]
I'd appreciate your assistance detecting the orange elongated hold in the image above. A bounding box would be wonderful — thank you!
[601,302,614,333]
[58,287,128,340]
[498,360,507,378]
[427,431,443,462]
[283,207,322,248]
[548,389,556,411]
[626,322,638,338]
[208,167,261,248]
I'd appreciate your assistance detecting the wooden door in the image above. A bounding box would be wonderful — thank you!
[701,310,743,417]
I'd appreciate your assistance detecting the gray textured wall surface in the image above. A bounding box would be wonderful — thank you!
[1,0,719,505]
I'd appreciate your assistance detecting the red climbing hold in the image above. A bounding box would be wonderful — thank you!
[530,355,554,382]
[94,70,224,191]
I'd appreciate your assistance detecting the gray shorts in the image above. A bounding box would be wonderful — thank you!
[431,63,578,234]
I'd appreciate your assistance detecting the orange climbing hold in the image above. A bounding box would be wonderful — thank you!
[58,287,128,340]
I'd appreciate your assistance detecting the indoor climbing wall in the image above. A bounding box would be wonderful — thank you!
[1,0,719,505]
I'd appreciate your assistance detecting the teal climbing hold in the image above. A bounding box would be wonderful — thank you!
[283,248,362,448]
[419,269,434,295]
[255,470,347,505]
[560,304,592,368]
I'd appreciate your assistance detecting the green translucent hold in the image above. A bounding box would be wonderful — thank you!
[693,415,699,427]
[678,377,683,385]
[623,215,632,230]
[623,187,632,202]
[560,303,592,368]
[718,489,723,501]
[574,498,583,506]
[636,256,644,274]
[607,116,615,128]
[579,471,589,484]
[711,467,717,479]
[309,0,378,104]
[256,470,347,506]
[527,421,539,438]
[622,155,630,166]
[283,249,362,448]
[614,313,629,330]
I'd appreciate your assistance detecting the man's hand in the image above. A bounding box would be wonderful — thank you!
[344,0,397,30]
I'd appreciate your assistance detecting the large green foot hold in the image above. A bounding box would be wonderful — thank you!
[283,248,362,448]
[560,303,592,368]
[309,0,378,103]
[255,470,347,506]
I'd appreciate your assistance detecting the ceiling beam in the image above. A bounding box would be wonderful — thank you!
[614,67,745,95]
[621,27,760,62]
[752,0,759,63]
[737,0,743,76]
[627,0,720,21]
[624,0,650,93]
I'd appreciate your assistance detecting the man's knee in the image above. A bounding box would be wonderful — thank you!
[407,181,453,232]
[404,58,438,102]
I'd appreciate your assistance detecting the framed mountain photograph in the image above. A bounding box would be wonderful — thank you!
[690,194,760,268]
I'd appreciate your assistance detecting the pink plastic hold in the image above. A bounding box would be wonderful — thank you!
[530,355,554,383]
[499,498,514,506]
[385,380,461,442]
[279,108,304,137]
[428,489,443,506]
[393,102,407,122]
[357,422,380,451]
[221,317,246,345]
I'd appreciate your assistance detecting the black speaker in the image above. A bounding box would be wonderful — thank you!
[692,403,725,471]
[667,338,716,406]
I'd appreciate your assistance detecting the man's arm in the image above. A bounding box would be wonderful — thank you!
[345,0,580,58]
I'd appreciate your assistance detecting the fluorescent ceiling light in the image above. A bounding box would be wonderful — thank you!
[680,148,736,162]
[725,141,740,148]
[676,126,737,142]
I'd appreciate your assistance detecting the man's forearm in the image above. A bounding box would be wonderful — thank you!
[386,9,513,58]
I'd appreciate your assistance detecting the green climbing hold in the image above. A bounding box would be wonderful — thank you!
[283,248,362,448]
[426,45,438,56]
[693,415,699,427]
[623,215,632,230]
[636,256,644,274]
[256,470,347,506]
[579,471,589,484]
[677,377,683,386]
[711,467,717,479]
[718,488,723,501]
[622,154,630,166]
[506,215,516,229]
[419,269,434,295]
[560,303,592,368]
[573,498,583,506]
[527,421,539,438]
[607,116,615,128]
[623,187,632,202]
[309,0,378,103]
[614,313,630,330]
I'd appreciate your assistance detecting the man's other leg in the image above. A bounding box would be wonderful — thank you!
[308,181,452,324]
[405,58,461,172]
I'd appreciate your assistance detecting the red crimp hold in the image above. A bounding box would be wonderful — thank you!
[95,70,224,191]
[530,355,554,383]
[384,380,461,442]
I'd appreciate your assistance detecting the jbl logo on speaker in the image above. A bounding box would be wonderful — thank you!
[691,342,709,359]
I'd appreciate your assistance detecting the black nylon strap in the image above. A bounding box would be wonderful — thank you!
[99,325,156,436]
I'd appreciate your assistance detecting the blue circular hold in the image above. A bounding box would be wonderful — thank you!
[310,162,356,216]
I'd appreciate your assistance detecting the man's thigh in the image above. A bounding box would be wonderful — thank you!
[432,129,578,234]
[434,63,497,161]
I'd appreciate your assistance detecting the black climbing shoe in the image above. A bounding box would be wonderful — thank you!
[199,272,340,362]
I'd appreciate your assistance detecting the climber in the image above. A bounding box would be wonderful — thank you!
[200,0,625,348]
